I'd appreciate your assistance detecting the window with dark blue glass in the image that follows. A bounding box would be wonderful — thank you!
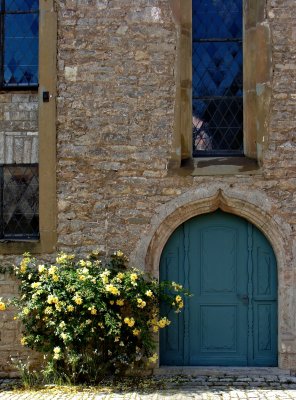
[192,0,243,156]
[0,0,39,88]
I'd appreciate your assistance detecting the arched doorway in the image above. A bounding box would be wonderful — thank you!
[160,210,278,366]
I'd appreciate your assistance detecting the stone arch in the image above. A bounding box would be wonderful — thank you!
[131,185,290,277]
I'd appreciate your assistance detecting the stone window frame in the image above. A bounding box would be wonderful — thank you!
[0,0,57,254]
[169,0,272,171]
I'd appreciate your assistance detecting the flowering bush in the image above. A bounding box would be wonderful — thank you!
[5,251,189,383]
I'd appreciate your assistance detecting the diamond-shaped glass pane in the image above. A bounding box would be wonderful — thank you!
[193,0,242,40]
[193,42,242,98]
[4,0,38,11]
[2,3,39,87]
[193,98,243,154]
[2,165,39,239]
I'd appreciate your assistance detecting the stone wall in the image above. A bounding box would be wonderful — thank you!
[0,0,295,374]
[55,0,296,368]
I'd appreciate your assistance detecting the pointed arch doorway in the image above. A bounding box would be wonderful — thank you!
[160,210,278,366]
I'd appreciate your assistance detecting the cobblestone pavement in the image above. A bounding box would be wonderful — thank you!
[1,375,296,399]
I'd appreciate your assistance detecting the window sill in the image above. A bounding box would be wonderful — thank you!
[0,233,55,255]
[180,157,262,176]
[0,240,39,255]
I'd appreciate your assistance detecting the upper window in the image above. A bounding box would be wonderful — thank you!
[192,0,243,157]
[0,0,39,89]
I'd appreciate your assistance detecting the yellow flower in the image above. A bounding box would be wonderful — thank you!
[117,272,125,280]
[148,353,158,364]
[0,301,6,311]
[100,269,110,284]
[172,281,183,291]
[137,298,146,309]
[105,284,120,296]
[116,299,124,306]
[98,322,104,328]
[38,265,46,273]
[115,250,124,257]
[20,257,30,273]
[152,325,159,332]
[44,306,53,314]
[52,274,59,282]
[31,281,41,289]
[124,317,135,327]
[178,301,184,309]
[53,347,61,360]
[79,260,86,267]
[130,273,138,286]
[158,317,171,328]
[23,307,30,315]
[86,319,92,324]
[145,290,153,297]
[59,321,66,329]
[132,328,141,336]
[55,303,62,311]
[79,275,86,281]
[73,295,83,305]
[20,337,27,346]
[67,305,74,312]
[48,266,57,275]
[56,254,67,263]
[61,333,68,341]
[130,273,138,281]
[88,306,97,315]
[56,253,74,264]
[47,295,59,304]
[175,295,182,303]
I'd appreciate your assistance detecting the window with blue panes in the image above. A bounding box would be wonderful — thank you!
[0,0,39,88]
[192,0,243,157]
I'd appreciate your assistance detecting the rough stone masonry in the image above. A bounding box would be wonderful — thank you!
[0,0,295,375]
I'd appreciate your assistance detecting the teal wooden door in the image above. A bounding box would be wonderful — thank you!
[160,211,277,366]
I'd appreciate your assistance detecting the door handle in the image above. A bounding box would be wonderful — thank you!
[238,294,249,304]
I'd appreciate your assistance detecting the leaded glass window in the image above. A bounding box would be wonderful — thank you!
[192,0,243,156]
[0,0,39,88]
[0,165,39,240]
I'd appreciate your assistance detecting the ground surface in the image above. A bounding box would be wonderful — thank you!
[1,374,296,399]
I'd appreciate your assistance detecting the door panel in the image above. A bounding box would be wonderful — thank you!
[252,226,277,366]
[160,210,278,366]
[160,225,185,365]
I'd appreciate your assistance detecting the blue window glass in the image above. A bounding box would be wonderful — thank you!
[192,0,243,156]
[0,0,39,88]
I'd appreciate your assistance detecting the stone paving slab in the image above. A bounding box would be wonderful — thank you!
[1,376,296,400]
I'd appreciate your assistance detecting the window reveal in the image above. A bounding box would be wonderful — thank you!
[192,0,243,157]
[0,0,39,88]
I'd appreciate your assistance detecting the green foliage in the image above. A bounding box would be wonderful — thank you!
[7,250,189,384]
